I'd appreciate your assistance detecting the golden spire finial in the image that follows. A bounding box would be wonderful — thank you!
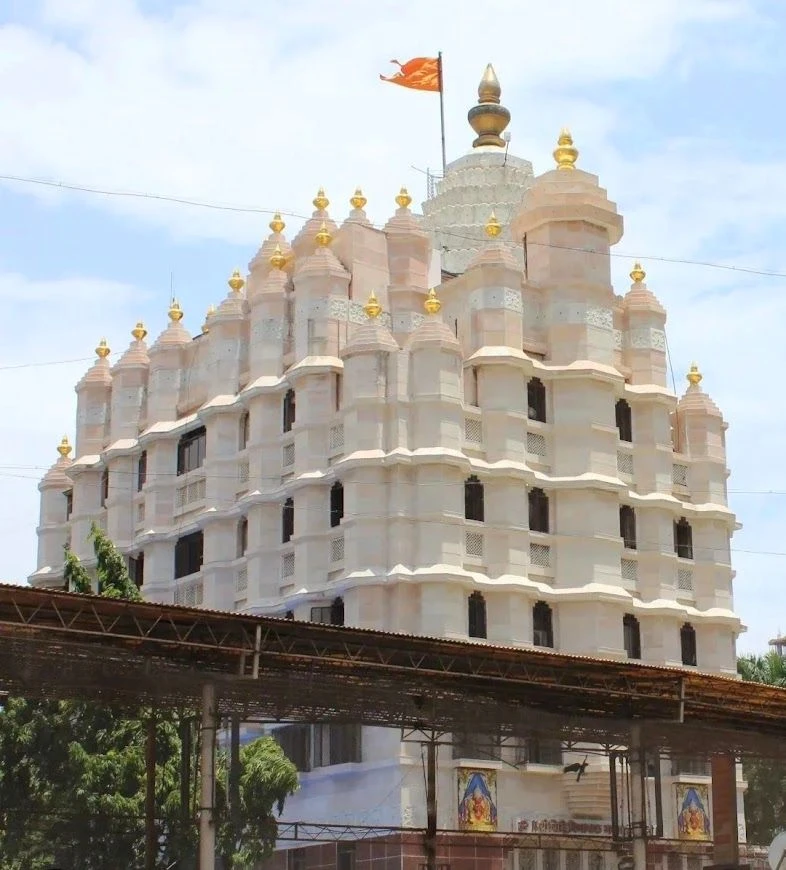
[630,262,646,284]
[57,435,72,458]
[131,321,147,342]
[168,299,184,322]
[424,287,441,315]
[269,243,287,270]
[228,268,245,293]
[485,211,502,239]
[364,291,382,319]
[315,221,332,247]
[313,188,329,211]
[95,338,110,359]
[687,362,703,387]
[269,212,285,234]
[553,128,579,170]
[350,188,367,210]
[395,187,412,209]
[468,63,510,149]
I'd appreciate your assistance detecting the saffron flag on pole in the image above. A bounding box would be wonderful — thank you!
[380,57,441,92]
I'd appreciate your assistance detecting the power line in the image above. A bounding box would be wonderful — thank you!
[0,356,92,371]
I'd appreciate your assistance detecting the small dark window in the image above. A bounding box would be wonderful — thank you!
[528,488,550,533]
[623,613,641,659]
[337,842,357,870]
[288,847,307,870]
[275,725,311,773]
[452,732,502,761]
[524,736,562,766]
[313,723,361,767]
[616,399,633,443]
[522,234,529,280]
[136,451,147,492]
[174,531,203,580]
[177,427,207,476]
[333,374,342,412]
[620,505,637,550]
[100,469,109,508]
[129,552,145,589]
[671,756,710,777]
[285,610,294,620]
[681,623,697,667]
[464,476,484,522]
[239,412,250,450]
[330,596,344,626]
[237,517,248,558]
[64,489,73,520]
[283,389,296,433]
[527,377,547,422]
[674,517,693,559]
[330,481,344,528]
[282,498,294,544]
[468,592,487,639]
[533,600,554,648]
[311,605,331,624]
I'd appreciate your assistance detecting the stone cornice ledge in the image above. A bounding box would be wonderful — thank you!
[466,347,624,384]
[629,490,736,522]
[139,412,199,445]
[198,394,242,421]
[103,438,140,460]
[66,454,103,477]
[285,356,344,385]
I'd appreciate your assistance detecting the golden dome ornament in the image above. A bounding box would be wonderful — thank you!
[95,338,110,359]
[467,64,510,149]
[168,299,184,322]
[424,287,441,315]
[269,243,287,270]
[364,291,382,319]
[313,188,329,211]
[485,211,502,239]
[553,128,579,170]
[131,322,148,342]
[687,362,703,387]
[228,269,245,293]
[57,435,72,458]
[350,188,367,210]
[269,212,285,234]
[395,187,412,209]
[315,221,332,247]
[630,262,646,284]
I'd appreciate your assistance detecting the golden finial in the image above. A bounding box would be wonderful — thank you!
[364,291,382,319]
[131,321,147,342]
[485,211,502,238]
[202,305,215,334]
[228,268,245,293]
[95,338,110,359]
[269,212,285,234]
[687,362,703,387]
[168,299,184,322]
[630,262,646,284]
[269,243,287,270]
[467,63,510,148]
[57,435,72,458]
[395,187,412,209]
[313,188,329,211]
[553,128,579,170]
[315,221,332,247]
[350,188,367,210]
[424,288,441,316]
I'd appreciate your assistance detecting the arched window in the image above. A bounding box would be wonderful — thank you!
[674,517,693,560]
[239,411,250,450]
[533,601,554,648]
[528,488,550,533]
[330,481,344,528]
[680,622,697,667]
[527,377,547,423]
[330,596,345,626]
[464,476,484,522]
[623,614,641,659]
[615,399,633,443]
[237,516,248,558]
[282,497,294,544]
[619,505,637,550]
[468,592,487,639]
[283,389,296,433]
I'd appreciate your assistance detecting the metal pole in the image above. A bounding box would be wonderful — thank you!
[145,715,157,870]
[424,737,438,870]
[199,683,217,870]
[230,714,242,849]
[437,52,447,176]
[629,726,647,870]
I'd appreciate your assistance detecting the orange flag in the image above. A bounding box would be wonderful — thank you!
[380,57,441,92]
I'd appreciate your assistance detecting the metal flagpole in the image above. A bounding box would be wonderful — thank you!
[437,51,447,175]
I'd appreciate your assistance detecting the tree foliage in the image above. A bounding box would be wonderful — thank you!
[0,528,298,869]
[738,651,786,845]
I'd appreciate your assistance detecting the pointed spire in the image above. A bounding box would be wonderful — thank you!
[131,322,147,342]
[313,188,329,212]
[315,221,332,247]
[395,187,412,209]
[485,211,502,239]
[364,291,382,319]
[350,188,367,210]
[687,362,703,388]
[95,338,110,359]
[630,262,646,284]
[269,212,285,234]
[168,299,184,322]
[467,63,511,148]
[424,287,442,315]
[228,268,245,293]
[553,128,579,170]
[57,435,72,458]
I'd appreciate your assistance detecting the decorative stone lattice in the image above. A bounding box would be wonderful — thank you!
[330,536,345,563]
[677,568,694,592]
[465,531,484,558]
[464,417,483,443]
[527,432,547,457]
[281,552,295,578]
[617,451,634,475]
[530,543,551,568]
[282,442,295,467]
[672,464,688,486]
[621,558,638,582]
[236,567,248,592]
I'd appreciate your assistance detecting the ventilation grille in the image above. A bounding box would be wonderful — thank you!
[465,531,484,557]
[527,432,547,457]
[530,543,551,568]
[281,551,295,578]
[330,536,345,563]
[237,459,250,483]
[672,463,688,486]
[677,568,694,591]
[235,567,248,592]
[464,417,482,443]
[136,502,145,525]
[621,558,638,581]
[617,451,634,475]
[282,442,295,467]
[329,424,345,451]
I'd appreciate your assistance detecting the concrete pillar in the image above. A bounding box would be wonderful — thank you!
[710,753,741,869]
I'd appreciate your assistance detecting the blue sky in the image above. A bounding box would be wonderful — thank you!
[0,0,784,653]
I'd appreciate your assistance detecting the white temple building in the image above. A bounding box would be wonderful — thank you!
[32,65,744,870]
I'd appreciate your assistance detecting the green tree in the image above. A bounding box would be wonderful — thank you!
[0,527,298,869]
[738,650,786,844]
